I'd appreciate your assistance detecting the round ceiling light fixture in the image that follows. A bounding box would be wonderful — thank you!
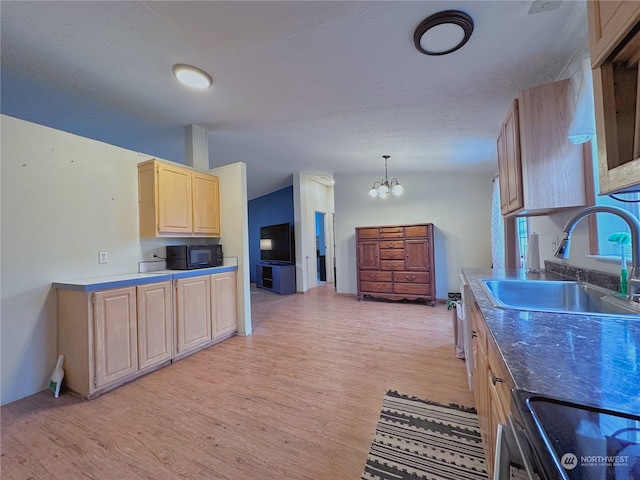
[413,10,474,56]
[172,64,213,89]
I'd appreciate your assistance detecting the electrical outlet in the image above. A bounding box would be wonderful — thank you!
[98,251,109,264]
[550,235,559,249]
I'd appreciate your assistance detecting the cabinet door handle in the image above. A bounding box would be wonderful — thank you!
[491,373,503,385]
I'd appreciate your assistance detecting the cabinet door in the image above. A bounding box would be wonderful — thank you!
[176,276,212,353]
[157,163,193,234]
[588,0,640,67]
[404,239,429,271]
[498,100,523,214]
[137,281,173,370]
[211,272,237,337]
[93,287,138,388]
[192,172,221,236]
[357,241,379,270]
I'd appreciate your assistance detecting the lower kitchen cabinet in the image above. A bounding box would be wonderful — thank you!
[58,280,173,399]
[175,271,238,359]
[470,301,515,478]
[175,275,212,356]
[211,271,237,338]
[93,287,138,388]
[56,269,238,399]
[137,281,173,370]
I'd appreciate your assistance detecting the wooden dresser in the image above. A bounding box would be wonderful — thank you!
[356,223,435,305]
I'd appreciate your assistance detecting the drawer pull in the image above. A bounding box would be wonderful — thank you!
[406,275,416,281]
[491,373,503,385]
[471,332,477,338]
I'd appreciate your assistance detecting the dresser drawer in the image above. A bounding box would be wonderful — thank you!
[359,281,393,293]
[379,227,404,239]
[393,283,429,295]
[359,271,392,282]
[393,272,429,283]
[380,260,405,270]
[380,249,404,260]
[405,225,428,237]
[380,240,403,249]
[357,228,379,239]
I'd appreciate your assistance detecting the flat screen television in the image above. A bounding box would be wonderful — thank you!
[260,223,294,264]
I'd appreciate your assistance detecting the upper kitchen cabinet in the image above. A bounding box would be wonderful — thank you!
[588,1,640,194]
[138,159,221,238]
[587,1,640,69]
[497,100,523,214]
[497,79,587,216]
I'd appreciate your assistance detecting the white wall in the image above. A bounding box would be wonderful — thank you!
[293,174,335,292]
[211,162,252,335]
[333,171,493,297]
[0,115,250,405]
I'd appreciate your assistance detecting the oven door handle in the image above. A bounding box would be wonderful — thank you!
[494,423,512,480]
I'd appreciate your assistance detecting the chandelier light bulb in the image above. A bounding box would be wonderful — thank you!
[392,184,404,196]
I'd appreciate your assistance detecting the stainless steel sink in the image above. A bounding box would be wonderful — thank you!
[481,279,640,317]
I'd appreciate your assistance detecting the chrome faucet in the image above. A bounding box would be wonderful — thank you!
[553,206,640,301]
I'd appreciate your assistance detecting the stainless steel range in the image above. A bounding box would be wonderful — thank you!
[501,389,640,480]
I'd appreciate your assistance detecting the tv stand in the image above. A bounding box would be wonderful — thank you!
[256,263,296,295]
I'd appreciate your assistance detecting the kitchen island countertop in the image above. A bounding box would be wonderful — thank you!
[462,268,640,416]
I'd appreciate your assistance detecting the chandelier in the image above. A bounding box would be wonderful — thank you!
[368,155,404,198]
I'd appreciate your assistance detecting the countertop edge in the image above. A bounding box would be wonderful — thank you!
[53,266,238,292]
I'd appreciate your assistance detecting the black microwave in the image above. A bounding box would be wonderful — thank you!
[166,245,223,270]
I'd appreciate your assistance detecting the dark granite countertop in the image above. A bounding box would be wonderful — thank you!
[462,268,640,416]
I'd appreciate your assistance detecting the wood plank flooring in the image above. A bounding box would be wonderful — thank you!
[1,284,475,480]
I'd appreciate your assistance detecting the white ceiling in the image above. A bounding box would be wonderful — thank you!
[1,1,587,199]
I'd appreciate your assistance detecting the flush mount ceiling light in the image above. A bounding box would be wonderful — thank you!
[413,10,474,56]
[172,64,213,89]
[368,155,404,199]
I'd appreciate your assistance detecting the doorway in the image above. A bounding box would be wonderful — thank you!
[315,211,327,282]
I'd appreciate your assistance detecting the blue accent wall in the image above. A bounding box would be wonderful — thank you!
[247,186,294,283]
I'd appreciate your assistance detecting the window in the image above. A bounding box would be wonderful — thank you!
[517,217,529,269]
[591,139,639,262]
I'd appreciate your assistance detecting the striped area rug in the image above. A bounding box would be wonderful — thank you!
[361,391,488,480]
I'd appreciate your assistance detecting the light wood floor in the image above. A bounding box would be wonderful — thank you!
[1,284,475,480]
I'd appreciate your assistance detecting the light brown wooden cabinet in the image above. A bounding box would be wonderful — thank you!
[174,271,238,360]
[470,301,515,479]
[211,272,238,338]
[587,1,640,69]
[175,275,212,357]
[497,79,587,216]
[56,271,236,398]
[497,100,523,214]
[356,223,435,305]
[93,287,138,388]
[137,281,173,370]
[138,159,221,238]
[57,281,173,399]
[588,2,640,194]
